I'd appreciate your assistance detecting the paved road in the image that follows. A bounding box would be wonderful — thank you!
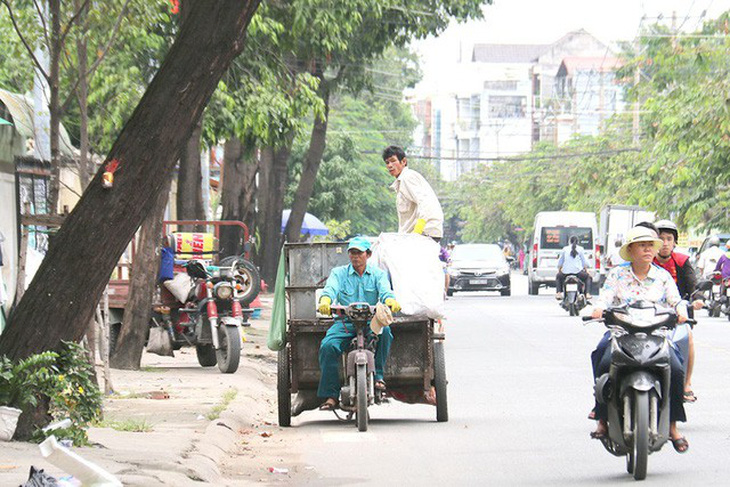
[274,274,730,485]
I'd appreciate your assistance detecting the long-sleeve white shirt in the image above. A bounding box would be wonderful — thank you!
[389,167,444,238]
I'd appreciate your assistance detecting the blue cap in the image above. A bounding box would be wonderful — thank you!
[347,236,371,252]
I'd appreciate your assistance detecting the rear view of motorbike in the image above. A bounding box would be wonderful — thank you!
[561,275,587,316]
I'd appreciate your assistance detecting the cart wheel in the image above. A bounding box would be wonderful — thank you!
[196,344,217,367]
[277,346,292,427]
[434,341,448,422]
[356,364,368,432]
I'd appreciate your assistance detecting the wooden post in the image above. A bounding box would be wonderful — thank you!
[100,287,114,394]
[14,225,29,306]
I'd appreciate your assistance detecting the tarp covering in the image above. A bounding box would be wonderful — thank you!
[0,88,75,157]
[267,248,287,351]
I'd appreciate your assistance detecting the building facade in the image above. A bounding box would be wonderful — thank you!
[411,30,625,181]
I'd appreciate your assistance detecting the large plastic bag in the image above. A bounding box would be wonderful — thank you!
[267,248,287,351]
[163,273,194,303]
[371,233,444,319]
[146,327,174,357]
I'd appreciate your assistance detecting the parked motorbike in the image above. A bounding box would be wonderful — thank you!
[152,260,249,373]
[585,301,696,480]
[561,275,587,316]
[330,303,386,432]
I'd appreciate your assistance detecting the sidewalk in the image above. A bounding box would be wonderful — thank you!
[0,296,301,486]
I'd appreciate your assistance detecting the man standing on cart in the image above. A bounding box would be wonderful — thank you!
[316,237,401,410]
[383,145,444,241]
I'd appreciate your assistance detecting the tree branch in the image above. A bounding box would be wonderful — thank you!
[59,0,131,115]
[85,0,130,81]
[1,0,50,81]
[58,0,91,47]
[32,0,51,50]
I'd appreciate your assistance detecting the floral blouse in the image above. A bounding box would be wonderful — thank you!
[595,263,687,317]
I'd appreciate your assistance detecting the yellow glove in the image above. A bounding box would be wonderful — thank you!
[318,296,332,315]
[385,298,401,314]
[413,219,426,235]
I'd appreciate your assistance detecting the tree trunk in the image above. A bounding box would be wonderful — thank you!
[220,137,257,258]
[0,0,262,361]
[284,80,330,242]
[47,0,62,213]
[110,174,171,370]
[176,120,205,231]
[257,140,292,286]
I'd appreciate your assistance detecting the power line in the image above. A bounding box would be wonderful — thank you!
[364,147,641,163]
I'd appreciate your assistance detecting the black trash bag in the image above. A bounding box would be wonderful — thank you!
[21,466,58,487]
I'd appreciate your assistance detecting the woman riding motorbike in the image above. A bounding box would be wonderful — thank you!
[555,236,592,300]
[589,226,690,453]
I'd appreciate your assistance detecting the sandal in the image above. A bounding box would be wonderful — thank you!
[671,436,689,454]
[590,430,606,439]
[683,390,697,403]
[375,380,387,391]
[590,420,608,439]
[318,398,338,411]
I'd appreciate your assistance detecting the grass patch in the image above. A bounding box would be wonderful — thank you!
[109,391,146,400]
[206,388,238,420]
[140,366,167,373]
[95,418,153,432]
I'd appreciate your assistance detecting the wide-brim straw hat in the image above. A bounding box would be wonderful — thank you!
[619,226,662,262]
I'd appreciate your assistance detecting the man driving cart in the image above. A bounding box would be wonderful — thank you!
[316,237,401,411]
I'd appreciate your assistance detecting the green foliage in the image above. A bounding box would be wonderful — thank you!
[0,7,34,92]
[48,342,104,444]
[0,351,59,410]
[84,1,175,153]
[1,342,103,445]
[314,219,351,241]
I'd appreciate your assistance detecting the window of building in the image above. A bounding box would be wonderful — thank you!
[484,80,518,91]
[488,96,526,118]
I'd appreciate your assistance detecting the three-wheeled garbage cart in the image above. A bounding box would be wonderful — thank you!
[277,242,448,427]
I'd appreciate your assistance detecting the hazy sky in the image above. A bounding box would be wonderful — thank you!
[412,0,730,94]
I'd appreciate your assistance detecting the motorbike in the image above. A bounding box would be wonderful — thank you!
[561,274,587,316]
[585,301,696,480]
[330,303,386,432]
[696,272,724,318]
[152,260,249,373]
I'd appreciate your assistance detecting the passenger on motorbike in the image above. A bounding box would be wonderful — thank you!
[555,236,592,300]
[589,226,690,453]
[713,240,730,279]
[654,220,703,403]
[316,237,401,411]
[698,236,724,278]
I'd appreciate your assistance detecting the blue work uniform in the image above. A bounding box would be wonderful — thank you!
[317,263,396,399]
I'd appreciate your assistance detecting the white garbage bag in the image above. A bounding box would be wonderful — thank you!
[371,233,444,319]
[163,273,194,303]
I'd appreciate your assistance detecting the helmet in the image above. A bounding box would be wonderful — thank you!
[708,236,721,248]
[655,219,678,240]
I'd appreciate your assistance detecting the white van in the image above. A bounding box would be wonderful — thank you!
[527,211,599,295]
